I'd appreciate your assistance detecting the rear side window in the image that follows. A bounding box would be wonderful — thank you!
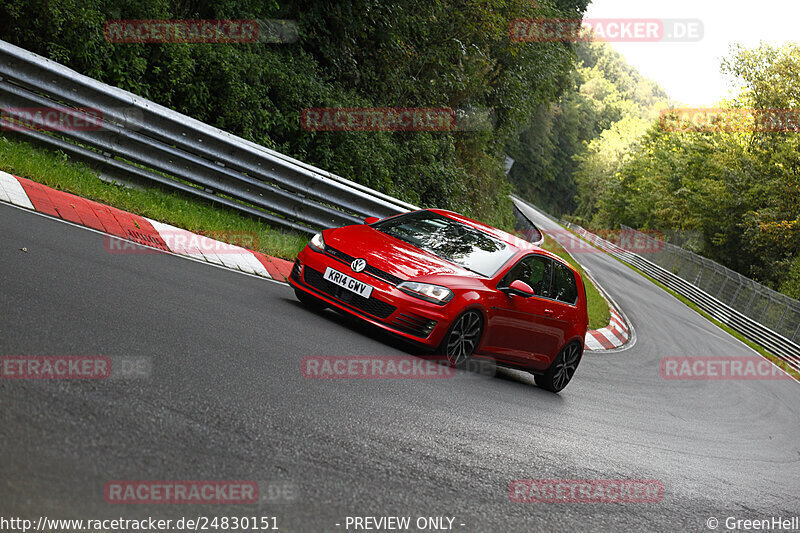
[552,261,578,304]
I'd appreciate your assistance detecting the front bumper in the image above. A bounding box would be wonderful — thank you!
[287,246,454,348]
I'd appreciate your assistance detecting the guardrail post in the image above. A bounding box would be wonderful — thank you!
[759,296,773,325]
[730,278,744,306]
[744,288,758,317]
[716,270,728,299]
[775,303,790,333]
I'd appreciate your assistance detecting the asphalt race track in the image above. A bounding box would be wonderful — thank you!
[1,201,799,532]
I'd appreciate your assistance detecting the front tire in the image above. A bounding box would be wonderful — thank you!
[439,310,483,368]
[535,342,582,393]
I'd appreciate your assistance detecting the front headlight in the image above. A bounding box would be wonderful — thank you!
[397,281,454,305]
[309,232,325,252]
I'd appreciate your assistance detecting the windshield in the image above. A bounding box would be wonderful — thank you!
[372,211,516,277]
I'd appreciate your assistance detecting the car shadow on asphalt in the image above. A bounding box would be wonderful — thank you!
[285,297,566,397]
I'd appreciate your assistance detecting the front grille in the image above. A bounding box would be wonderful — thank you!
[390,313,438,339]
[303,266,396,319]
[325,246,403,286]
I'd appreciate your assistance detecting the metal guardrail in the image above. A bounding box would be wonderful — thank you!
[620,224,800,345]
[513,197,800,374]
[0,40,417,235]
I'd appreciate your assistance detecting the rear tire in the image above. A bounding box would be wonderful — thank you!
[438,310,483,368]
[535,342,582,393]
[294,289,326,311]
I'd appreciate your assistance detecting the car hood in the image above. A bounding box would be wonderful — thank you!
[324,224,474,281]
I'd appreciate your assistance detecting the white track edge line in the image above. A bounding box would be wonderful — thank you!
[0,199,291,287]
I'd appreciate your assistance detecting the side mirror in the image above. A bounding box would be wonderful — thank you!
[506,279,535,298]
[364,216,380,225]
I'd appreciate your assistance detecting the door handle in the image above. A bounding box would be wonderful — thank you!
[544,309,554,317]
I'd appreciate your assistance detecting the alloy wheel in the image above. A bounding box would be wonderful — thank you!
[552,342,581,390]
[445,311,482,367]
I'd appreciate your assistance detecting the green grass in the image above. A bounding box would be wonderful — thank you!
[0,134,309,260]
[538,236,612,330]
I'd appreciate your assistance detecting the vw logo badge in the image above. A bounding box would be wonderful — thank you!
[351,258,367,273]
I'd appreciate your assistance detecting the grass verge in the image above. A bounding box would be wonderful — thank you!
[0,134,309,260]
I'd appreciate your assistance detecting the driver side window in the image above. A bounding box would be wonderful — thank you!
[505,255,553,298]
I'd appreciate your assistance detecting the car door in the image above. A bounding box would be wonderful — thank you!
[542,260,581,358]
[484,254,562,367]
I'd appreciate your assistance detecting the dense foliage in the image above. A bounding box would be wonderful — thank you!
[506,42,669,215]
[584,43,800,297]
[0,0,589,229]
[511,40,800,298]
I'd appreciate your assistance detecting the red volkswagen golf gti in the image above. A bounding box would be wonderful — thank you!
[288,209,589,392]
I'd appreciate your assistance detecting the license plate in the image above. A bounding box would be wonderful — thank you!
[323,267,373,298]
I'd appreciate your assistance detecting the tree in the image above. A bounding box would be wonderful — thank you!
[583,42,800,295]
[509,41,670,217]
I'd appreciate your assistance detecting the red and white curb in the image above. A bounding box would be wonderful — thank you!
[0,170,294,281]
[580,264,634,351]
[585,308,631,350]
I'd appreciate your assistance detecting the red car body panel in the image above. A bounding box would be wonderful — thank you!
[288,209,589,374]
